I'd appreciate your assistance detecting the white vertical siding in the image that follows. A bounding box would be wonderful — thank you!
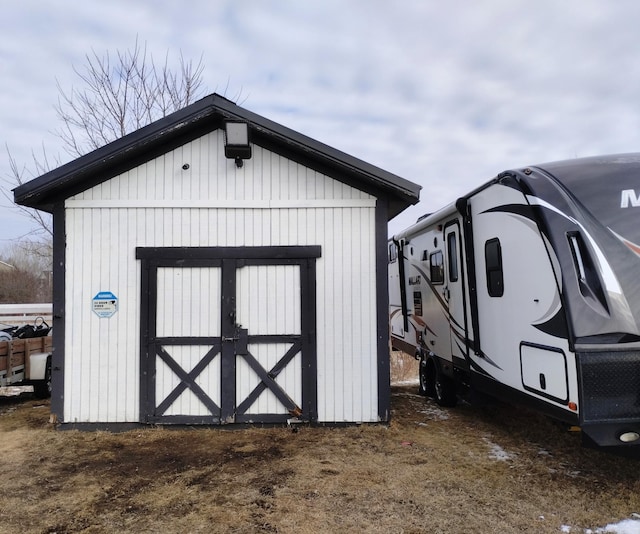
[236,265,301,336]
[65,207,141,423]
[155,268,222,416]
[236,265,302,415]
[156,345,221,416]
[64,131,379,423]
[156,268,221,338]
[74,132,372,204]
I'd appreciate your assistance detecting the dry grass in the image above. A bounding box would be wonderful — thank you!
[2,381,640,533]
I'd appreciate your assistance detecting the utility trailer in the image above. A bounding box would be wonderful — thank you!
[389,153,640,449]
[0,337,53,398]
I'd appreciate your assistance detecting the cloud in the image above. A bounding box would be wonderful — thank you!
[3,0,640,244]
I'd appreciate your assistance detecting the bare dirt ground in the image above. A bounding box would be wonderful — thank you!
[2,357,640,533]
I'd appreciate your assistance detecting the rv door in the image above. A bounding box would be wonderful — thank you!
[444,221,468,362]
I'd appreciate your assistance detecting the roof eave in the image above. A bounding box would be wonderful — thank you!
[14,93,421,215]
[14,96,221,211]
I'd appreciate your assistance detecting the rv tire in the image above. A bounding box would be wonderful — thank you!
[434,365,457,407]
[419,356,436,398]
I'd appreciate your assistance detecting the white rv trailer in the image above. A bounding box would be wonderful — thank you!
[389,154,640,449]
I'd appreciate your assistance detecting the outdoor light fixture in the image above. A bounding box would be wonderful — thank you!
[223,121,252,168]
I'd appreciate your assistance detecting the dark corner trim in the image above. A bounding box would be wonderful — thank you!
[50,202,66,422]
[376,200,391,421]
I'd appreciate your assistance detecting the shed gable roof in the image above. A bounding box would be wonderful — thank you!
[14,94,420,219]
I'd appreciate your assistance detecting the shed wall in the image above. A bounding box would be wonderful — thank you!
[63,131,379,424]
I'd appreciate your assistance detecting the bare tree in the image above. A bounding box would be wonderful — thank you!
[5,146,54,241]
[3,38,205,237]
[54,38,205,158]
[0,39,204,298]
[0,242,53,303]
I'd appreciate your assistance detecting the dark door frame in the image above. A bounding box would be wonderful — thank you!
[444,219,470,368]
[136,245,321,425]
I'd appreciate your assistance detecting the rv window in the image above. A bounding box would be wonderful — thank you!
[447,233,458,282]
[485,238,504,297]
[430,251,444,285]
[388,243,398,263]
[413,291,423,316]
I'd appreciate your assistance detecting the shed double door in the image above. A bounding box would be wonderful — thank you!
[136,246,320,425]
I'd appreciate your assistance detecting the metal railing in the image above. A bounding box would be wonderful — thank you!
[0,303,53,327]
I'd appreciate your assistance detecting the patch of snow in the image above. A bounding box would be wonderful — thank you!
[595,519,640,534]
[392,391,450,421]
[0,385,34,396]
[561,519,640,534]
[482,437,514,461]
[392,379,420,386]
[418,406,449,421]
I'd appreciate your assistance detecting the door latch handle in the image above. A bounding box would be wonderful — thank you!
[222,324,243,342]
[223,328,248,355]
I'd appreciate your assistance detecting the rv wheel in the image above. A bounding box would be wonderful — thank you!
[434,367,457,407]
[419,357,436,398]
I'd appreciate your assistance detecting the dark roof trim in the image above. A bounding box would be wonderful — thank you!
[14,94,420,217]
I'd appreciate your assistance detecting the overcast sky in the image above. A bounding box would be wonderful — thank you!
[2,0,640,248]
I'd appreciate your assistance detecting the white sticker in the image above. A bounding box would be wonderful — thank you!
[92,291,118,318]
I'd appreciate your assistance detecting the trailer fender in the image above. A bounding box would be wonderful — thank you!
[29,352,51,380]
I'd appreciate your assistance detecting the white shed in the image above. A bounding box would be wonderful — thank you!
[15,94,420,428]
